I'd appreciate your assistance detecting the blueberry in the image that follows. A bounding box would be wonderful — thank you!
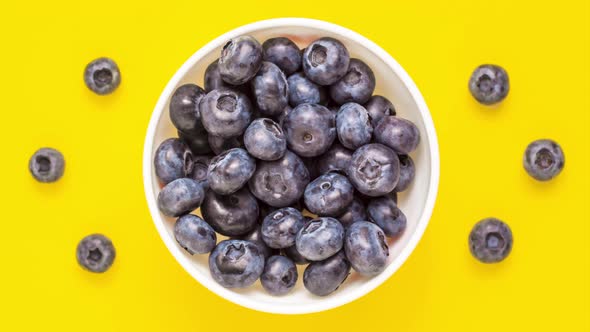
[344,221,389,276]
[364,95,396,127]
[157,178,205,217]
[249,150,310,207]
[251,62,288,116]
[207,148,255,195]
[316,143,352,175]
[204,59,231,92]
[208,134,244,155]
[169,84,206,134]
[304,173,354,217]
[218,36,263,85]
[468,64,509,105]
[329,59,375,105]
[243,118,287,161]
[260,255,298,295]
[367,196,406,237]
[153,138,193,185]
[347,143,400,197]
[282,244,310,265]
[336,103,373,149]
[469,218,513,263]
[283,103,336,157]
[287,72,328,107]
[262,37,301,75]
[29,148,65,183]
[374,116,420,155]
[201,188,258,236]
[523,139,565,181]
[296,217,345,261]
[208,239,265,288]
[76,234,116,273]
[337,196,367,229]
[200,88,253,138]
[395,155,415,192]
[303,251,350,296]
[274,105,292,127]
[174,214,216,255]
[189,154,212,188]
[178,129,212,155]
[261,207,306,249]
[83,57,121,95]
[240,226,276,259]
[302,38,350,86]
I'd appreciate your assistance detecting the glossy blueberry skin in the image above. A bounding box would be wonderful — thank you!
[523,139,565,181]
[303,251,350,296]
[169,84,206,134]
[201,187,259,236]
[316,143,352,175]
[261,207,305,249]
[395,155,415,192]
[302,37,350,86]
[262,37,301,76]
[304,173,354,217]
[251,62,288,116]
[337,196,367,229]
[243,118,287,161]
[365,95,396,127]
[208,239,265,288]
[208,134,244,155]
[200,88,253,138]
[240,226,276,259]
[374,116,421,155]
[283,103,336,157]
[154,138,193,185]
[249,150,310,207]
[157,178,205,217]
[260,255,298,295]
[207,148,255,195]
[218,36,263,85]
[367,196,406,237]
[336,102,373,149]
[469,218,513,263]
[287,72,328,107]
[174,214,216,255]
[347,143,400,197]
[84,57,121,95]
[29,148,65,183]
[296,217,345,261]
[329,59,375,105]
[76,234,116,273]
[178,129,212,155]
[188,155,212,188]
[204,59,230,92]
[468,64,509,105]
[344,221,389,276]
[283,244,310,265]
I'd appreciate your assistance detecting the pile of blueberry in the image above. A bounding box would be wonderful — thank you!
[153,35,417,296]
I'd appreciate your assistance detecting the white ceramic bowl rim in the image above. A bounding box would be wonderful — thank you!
[143,17,440,314]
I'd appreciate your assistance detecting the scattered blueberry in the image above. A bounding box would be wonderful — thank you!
[260,255,298,295]
[251,62,288,116]
[209,239,265,288]
[303,251,350,296]
[469,218,513,263]
[296,217,345,261]
[283,244,310,265]
[208,134,244,155]
[367,196,406,237]
[283,103,336,157]
[261,207,306,249]
[240,226,276,259]
[287,72,328,107]
[395,154,415,192]
[316,143,352,175]
[347,143,400,196]
[523,139,565,181]
[169,84,206,134]
[364,95,396,127]
[174,214,216,255]
[304,173,354,216]
[374,116,420,155]
[153,138,193,185]
[344,221,389,276]
[157,178,205,217]
[189,154,212,188]
[243,118,287,161]
[302,38,350,85]
[335,102,373,149]
[262,37,301,75]
[207,148,255,195]
[84,57,121,95]
[29,148,65,183]
[218,36,263,85]
[330,59,375,105]
[201,187,258,236]
[468,64,509,105]
[76,234,116,273]
[337,196,367,229]
[178,129,212,155]
[200,88,253,138]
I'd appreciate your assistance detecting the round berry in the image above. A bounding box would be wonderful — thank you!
[302,37,350,85]
[469,218,513,263]
[262,37,301,75]
[76,234,116,273]
[29,148,65,183]
[218,36,263,85]
[174,214,216,255]
[468,64,509,105]
[329,59,375,105]
[84,57,121,95]
[523,139,565,181]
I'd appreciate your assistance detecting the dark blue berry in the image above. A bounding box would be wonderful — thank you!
[200,88,253,138]
[337,196,367,229]
[29,148,65,183]
[304,173,354,217]
[296,217,345,261]
[302,38,350,86]
[364,95,396,127]
[287,72,328,107]
[207,148,255,195]
[261,207,305,249]
[189,154,212,188]
[367,196,406,237]
[201,187,258,236]
[243,118,286,161]
[251,62,288,116]
[174,214,216,255]
[303,251,350,296]
[218,36,263,85]
[316,143,352,175]
[153,138,193,185]
[283,103,336,157]
[283,244,310,265]
[523,139,565,181]
[469,64,509,105]
[157,178,205,217]
[169,84,206,134]
[344,221,389,276]
[347,143,400,197]
[84,57,121,95]
[204,59,231,92]
[336,102,373,149]
[262,37,301,75]
[260,255,298,295]
[395,155,415,192]
[178,129,212,155]
[240,226,277,259]
[469,218,513,263]
[329,59,375,105]
[209,239,264,288]
[208,134,244,155]
[76,234,116,273]
[374,116,420,155]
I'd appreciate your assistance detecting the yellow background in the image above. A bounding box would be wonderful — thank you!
[2,0,589,331]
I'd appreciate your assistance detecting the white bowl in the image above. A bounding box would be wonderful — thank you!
[143,18,439,314]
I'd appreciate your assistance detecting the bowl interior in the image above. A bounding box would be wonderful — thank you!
[145,19,437,314]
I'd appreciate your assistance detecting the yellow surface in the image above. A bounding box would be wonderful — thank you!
[1,0,589,331]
